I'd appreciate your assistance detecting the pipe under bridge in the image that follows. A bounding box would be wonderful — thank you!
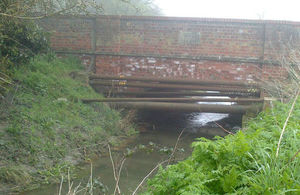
[86,74,263,114]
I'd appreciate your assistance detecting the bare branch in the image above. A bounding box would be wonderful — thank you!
[108,144,121,194]
[0,1,82,20]
[167,128,185,166]
[114,158,126,195]
[214,122,234,135]
[132,160,168,195]
[276,88,300,157]
[291,149,300,162]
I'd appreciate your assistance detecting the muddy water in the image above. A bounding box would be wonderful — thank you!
[24,110,241,195]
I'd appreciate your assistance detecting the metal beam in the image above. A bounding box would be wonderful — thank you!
[107,102,260,114]
[89,75,259,87]
[89,81,259,93]
[101,91,260,97]
[81,97,264,103]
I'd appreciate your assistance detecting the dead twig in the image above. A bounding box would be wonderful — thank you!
[291,149,300,162]
[89,163,93,195]
[132,160,168,195]
[108,144,121,194]
[167,128,185,166]
[56,163,95,195]
[114,158,126,195]
[67,168,73,194]
[214,122,234,135]
[276,88,300,157]
[58,176,63,195]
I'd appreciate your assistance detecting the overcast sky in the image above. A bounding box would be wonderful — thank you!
[154,0,300,21]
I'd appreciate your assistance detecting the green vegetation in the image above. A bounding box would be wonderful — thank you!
[0,54,135,193]
[0,0,161,97]
[145,99,300,194]
[0,0,160,193]
[0,16,48,97]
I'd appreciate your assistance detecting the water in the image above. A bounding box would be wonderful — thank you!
[23,110,241,195]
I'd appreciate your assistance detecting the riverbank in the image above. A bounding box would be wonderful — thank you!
[144,97,300,194]
[0,54,136,194]
[23,109,235,195]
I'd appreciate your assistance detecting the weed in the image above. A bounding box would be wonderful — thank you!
[145,99,300,194]
[0,54,134,193]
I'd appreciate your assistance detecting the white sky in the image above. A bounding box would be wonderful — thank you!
[154,0,300,21]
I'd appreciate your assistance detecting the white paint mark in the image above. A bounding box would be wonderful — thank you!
[148,59,156,63]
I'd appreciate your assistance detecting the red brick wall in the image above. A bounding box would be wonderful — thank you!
[94,56,260,81]
[40,16,300,82]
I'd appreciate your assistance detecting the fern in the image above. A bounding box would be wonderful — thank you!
[144,99,300,194]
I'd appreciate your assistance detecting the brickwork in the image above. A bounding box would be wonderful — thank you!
[40,16,300,82]
[95,56,260,81]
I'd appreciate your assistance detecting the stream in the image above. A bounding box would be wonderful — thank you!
[23,109,242,195]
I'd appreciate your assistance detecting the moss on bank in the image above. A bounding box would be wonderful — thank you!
[144,99,300,194]
[0,54,135,193]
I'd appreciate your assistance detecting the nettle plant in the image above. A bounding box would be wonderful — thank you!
[145,99,300,194]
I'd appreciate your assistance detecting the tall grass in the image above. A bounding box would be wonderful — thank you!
[260,47,300,102]
[0,54,135,193]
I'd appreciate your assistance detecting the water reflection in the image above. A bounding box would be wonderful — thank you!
[187,96,238,131]
[188,112,228,126]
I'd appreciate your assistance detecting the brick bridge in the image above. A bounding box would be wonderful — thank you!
[40,16,300,114]
[41,15,300,82]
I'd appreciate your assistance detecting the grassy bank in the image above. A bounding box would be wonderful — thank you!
[0,54,135,193]
[144,98,300,194]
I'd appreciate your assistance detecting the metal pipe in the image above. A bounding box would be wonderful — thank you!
[101,91,260,97]
[89,74,260,87]
[107,102,260,114]
[90,81,259,93]
[81,97,264,103]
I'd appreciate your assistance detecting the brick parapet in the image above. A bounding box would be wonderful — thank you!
[40,15,300,82]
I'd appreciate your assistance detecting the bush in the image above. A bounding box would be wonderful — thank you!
[0,18,49,65]
[145,99,300,194]
[0,0,49,96]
